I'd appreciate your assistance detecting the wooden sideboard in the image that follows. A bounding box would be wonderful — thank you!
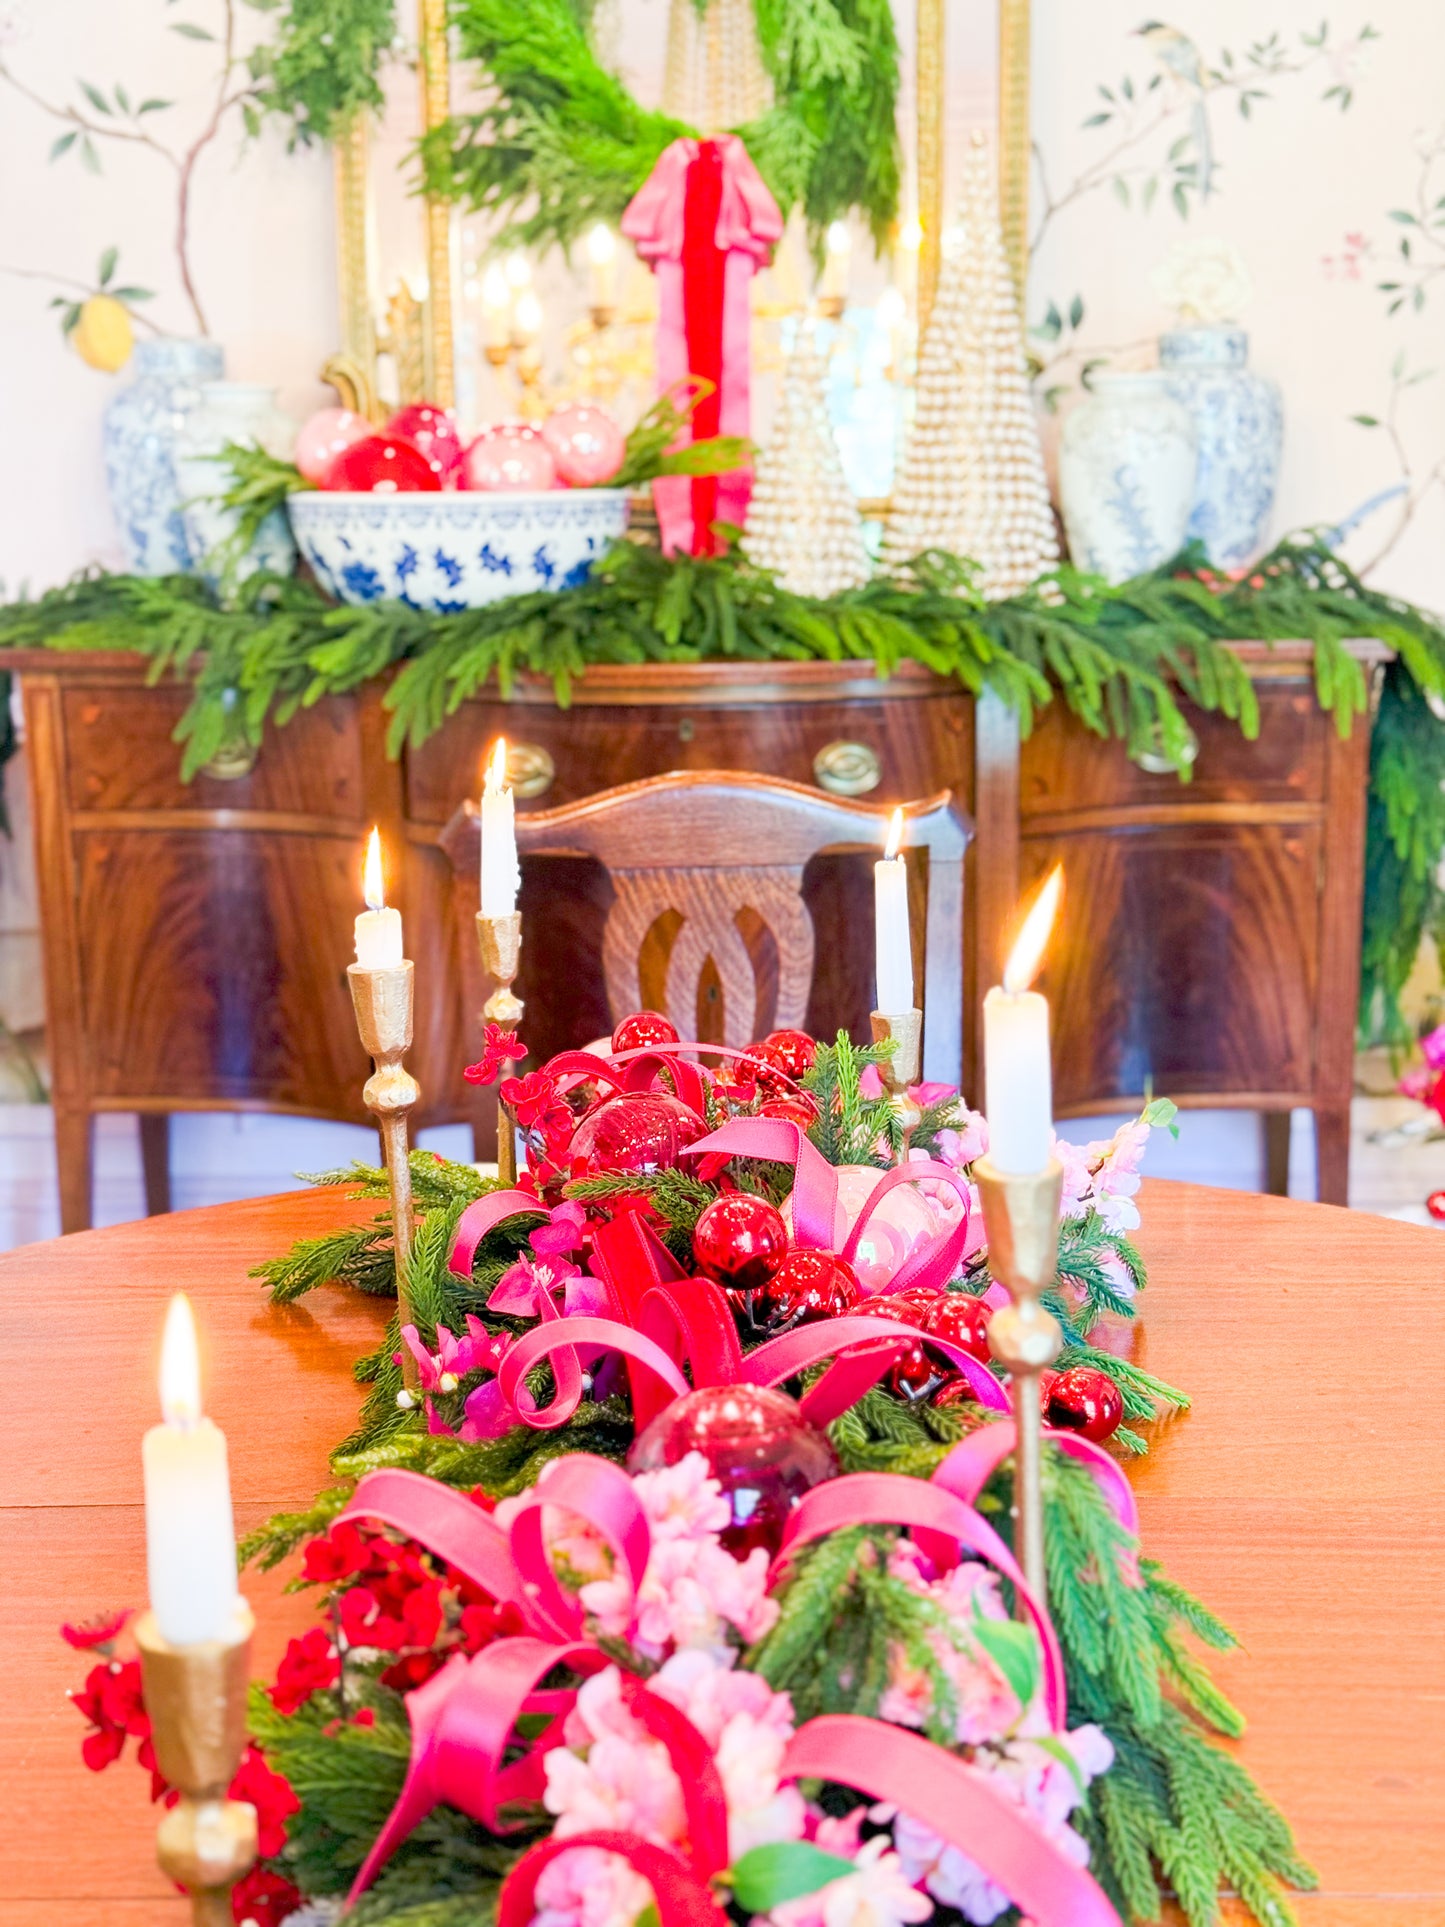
[12,641,1385,1229]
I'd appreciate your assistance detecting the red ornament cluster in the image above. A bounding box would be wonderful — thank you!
[295,396,627,496]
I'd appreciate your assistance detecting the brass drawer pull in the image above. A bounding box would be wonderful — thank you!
[813,739,881,796]
[507,741,556,799]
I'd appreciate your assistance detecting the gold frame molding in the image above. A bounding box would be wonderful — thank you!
[323,1,1030,411]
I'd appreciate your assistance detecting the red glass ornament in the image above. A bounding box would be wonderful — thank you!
[932,1375,987,1416]
[861,1293,947,1403]
[568,1090,706,1175]
[612,1010,680,1053]
[758,1094,820,1129]
[627,1384,837,1556]
[758,1029,817,1082]
[1427,1189,1445,1223]
[692,1193,789,1292]
[326,434,441,493]
[740,1248,860,1336]
[923,1292,993,1365]
[1044,1366,1125,1443]
[386,402,465,484]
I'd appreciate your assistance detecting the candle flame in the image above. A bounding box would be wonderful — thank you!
[883,807,905,861]
[159,1291,202,1426]
[1002,864,1064,995]
[362,826,386,912]
[586,221,617,266]
[485,738,509,795]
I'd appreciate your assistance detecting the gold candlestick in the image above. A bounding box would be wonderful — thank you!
[347,960,421,1384]
[870,1006,923,1135]
[135,1603,256,1927]
[477,910,524,1185]
[974,1157,1064,1609]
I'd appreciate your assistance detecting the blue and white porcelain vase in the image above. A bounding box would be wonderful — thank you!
[1058,373,1198,583]
[1159,325,1282,569]
[175,381,297,584]
[102,337,224,574]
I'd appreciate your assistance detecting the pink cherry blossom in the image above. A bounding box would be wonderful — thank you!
[769,1835,934,1927]
[532,1842,656,1927]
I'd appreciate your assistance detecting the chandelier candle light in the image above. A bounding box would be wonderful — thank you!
[977,864,1067,1611]
[348,829,421,1384]
[477,740,524,1184]
[871,807,923,1124]
[137,1293,257,1926]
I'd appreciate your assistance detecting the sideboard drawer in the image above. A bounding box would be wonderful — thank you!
[63,687,366,820]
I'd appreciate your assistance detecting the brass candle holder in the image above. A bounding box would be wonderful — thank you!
[974,1156,1064,1608]
[135,1602,257,1926]
[870,1006,923,1135]
[347,959,421,1385]
[477,910,524,1186]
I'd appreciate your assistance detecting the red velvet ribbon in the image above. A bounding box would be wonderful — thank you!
[680,140,725,555]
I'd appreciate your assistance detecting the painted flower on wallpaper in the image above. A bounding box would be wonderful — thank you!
[1151,236,1252,324]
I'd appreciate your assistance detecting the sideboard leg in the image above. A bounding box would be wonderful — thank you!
[1314,1104,1351,1208]
[140,1113,172,1217]
[1261,1111,1292,1197]
[54,1106,94,1234]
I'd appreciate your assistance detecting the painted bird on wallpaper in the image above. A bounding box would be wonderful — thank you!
[1135,20,1215,199]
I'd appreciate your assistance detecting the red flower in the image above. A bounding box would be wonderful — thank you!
[464,1022,529,1088]
[500,1069,569,1134]
[71,1658,149,1773]
[60,1608,133,1651]
[269,1627,340,1715]
[230,1862,303,1927]
[301,1519,376,1586]
[381,1649,447,1691]
[230,1744,301,1859]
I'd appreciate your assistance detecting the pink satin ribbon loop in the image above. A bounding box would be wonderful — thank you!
[782,1717,1121,1927]
[497,1828,732,1927]
[686,1114,839,1250]
[772,1472,1066,1727]
[842,1157,974,1298]
[498,1312,691,1433]
[503,1454,653,1641]
[340,1468,525,1609]
[934,1419,1141,1539]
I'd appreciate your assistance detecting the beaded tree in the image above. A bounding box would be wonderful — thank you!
[743,321,871,597]
[882,134,1059,595]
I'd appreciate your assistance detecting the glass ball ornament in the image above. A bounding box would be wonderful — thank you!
[756,1029,816,1083]
[1044,1366,1125,1443]
[611,1010,680,1053]
[922,1291,993,1365]
[627,1383,837,1556]
[692,1193,788,1293]
[386,402,465,485]
[741,1248,859,1336]
[326,434,440,493]
[758,1093,820,1129]
[787,1164,944,1298]
[863,1292,949,1403]
[295,406,372,485]
[568,1090,706,1175]
[1427,1189,1445,1224]
[462,423,558,493]
[541,402,626,487]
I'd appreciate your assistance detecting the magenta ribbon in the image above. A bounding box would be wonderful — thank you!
[620,134,782,554]
[338,1441,1123,1926]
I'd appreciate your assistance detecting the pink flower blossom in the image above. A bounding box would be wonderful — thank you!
[397,1319,510,1395]
[932,1108,988,1168]
[769,1835,934,1927]
[532,1842,655,1927]
[1422,1024,1445,1071]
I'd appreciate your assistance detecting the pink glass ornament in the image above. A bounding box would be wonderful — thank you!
[461,423,558,493]
[326,434,441,494]
[295,406,372,485]
[784,1164,949,1298]
[568,1090,706,1175]
[386,402,466,485]
[540,402,626,487]
[627,1384,836,1557]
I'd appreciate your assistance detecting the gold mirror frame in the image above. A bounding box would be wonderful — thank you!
[322,0,1032,420]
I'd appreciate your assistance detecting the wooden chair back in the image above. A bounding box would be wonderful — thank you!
[440,770,972,1083]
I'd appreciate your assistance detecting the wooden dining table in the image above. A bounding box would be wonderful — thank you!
[1,1178,1441,1926]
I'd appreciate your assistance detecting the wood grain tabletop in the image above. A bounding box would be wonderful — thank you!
[0,1179,1441,1925]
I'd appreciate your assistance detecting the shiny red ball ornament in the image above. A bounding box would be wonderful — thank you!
[627,1384,837,1556]
[863,1293,947,1403]
[692,1193,789,1293]
[1427,1189,1445,1223]
[326,434,441,493]
[611,1010,680,1053]
[568,1090,706,1175]
[741,1247,860,1336]
[923,1292,994,1365]
[1044,1366,1125,1443]
[932,1376,985,1416]
[386,402,465,484]
[758,1093,820,1129]
[758,1029,817,1083]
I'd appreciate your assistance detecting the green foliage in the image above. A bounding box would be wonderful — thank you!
[803,1033,899,1167]
[431,0,900,254]
[248,0,398,145]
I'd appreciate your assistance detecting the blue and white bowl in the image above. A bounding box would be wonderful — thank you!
[286,489,629,611]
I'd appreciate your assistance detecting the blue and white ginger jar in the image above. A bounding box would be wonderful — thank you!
[102,337,224,574]
[1058,373,1199,583]
[1159,325,1282,569]
[287,489,630,612]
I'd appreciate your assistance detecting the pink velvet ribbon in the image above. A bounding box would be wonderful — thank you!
[620,134,782,555]
[338,1444,1124,1925]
